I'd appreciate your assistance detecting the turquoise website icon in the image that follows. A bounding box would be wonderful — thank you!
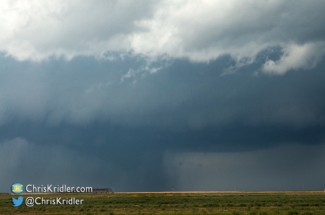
[12,183,24,194]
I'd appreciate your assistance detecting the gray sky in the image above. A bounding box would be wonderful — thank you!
[1,0,325,192]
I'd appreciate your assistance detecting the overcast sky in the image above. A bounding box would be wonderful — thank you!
[1,0,325,192]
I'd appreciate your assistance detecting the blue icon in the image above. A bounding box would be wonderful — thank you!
[12,196,24,207]
[12,183,24,194]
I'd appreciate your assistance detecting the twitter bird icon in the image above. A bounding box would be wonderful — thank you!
[12,196,23,207]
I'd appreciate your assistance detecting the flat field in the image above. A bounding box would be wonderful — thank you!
[1,191,325,215]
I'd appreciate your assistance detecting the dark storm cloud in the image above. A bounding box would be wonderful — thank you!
[0,51,325,191]
[1,52,325,131]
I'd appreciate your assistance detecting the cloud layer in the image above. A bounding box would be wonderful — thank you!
[1,0,325,74]
[1,55,325,129]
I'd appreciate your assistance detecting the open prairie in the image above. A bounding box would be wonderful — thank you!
[1,191,325,215]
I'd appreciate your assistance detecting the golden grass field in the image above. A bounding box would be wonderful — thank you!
[1,191,325,215]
